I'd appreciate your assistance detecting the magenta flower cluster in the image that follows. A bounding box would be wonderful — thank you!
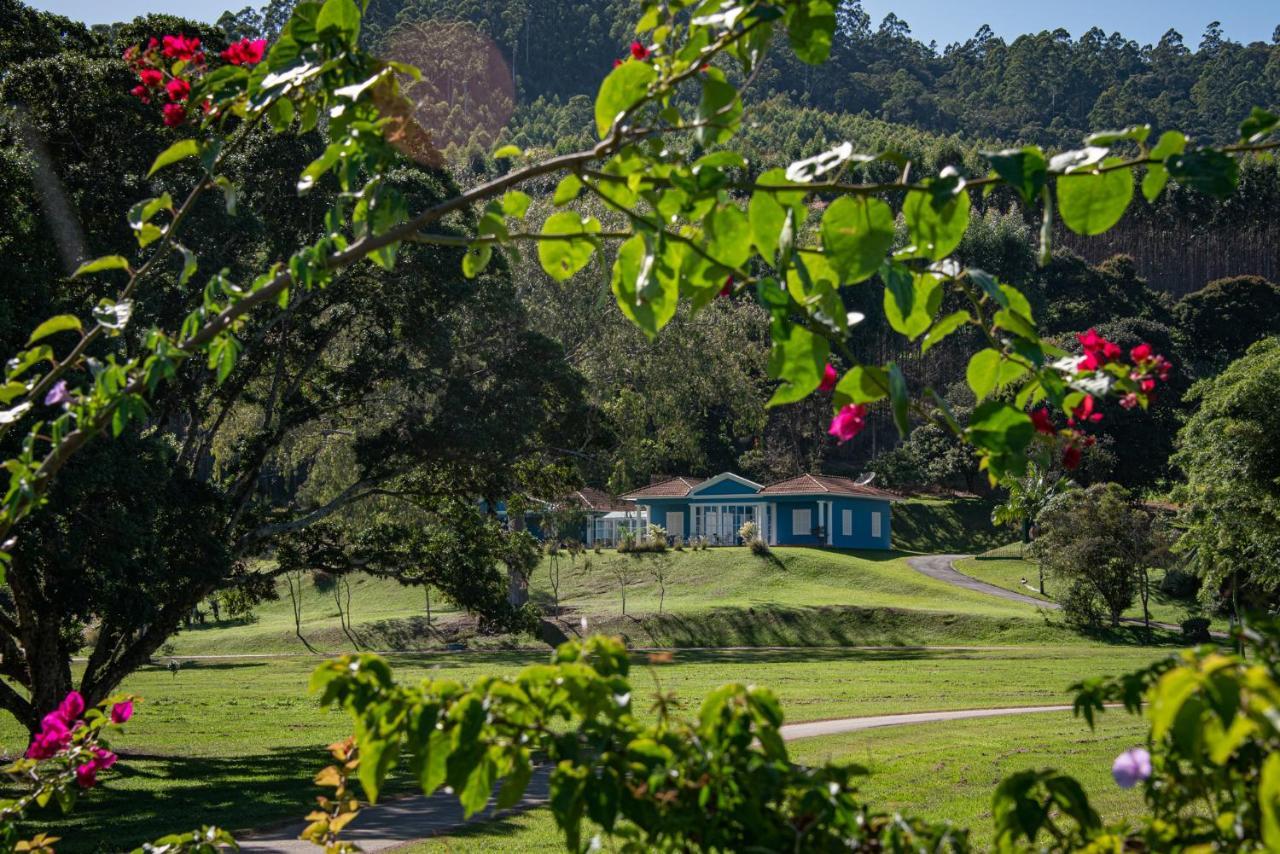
[25,691,132,789]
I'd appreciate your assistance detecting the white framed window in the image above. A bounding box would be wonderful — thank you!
[666,511,684,538]
[792,508,810,534]
[842,509,852,537]
[870,511,882,538]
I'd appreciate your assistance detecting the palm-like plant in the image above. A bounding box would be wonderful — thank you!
[992,463,1077,594]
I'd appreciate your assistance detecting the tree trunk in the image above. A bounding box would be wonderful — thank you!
[507,506,530,608]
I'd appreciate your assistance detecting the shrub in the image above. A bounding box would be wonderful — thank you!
[749,538,771,557]
[738,521,759,543]
[1059,580,1106,630]
[1181,617,1212,642]
[1159,567,1201,599]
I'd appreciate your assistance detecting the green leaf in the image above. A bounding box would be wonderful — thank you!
[1167,149,1240,199]
[834,365,889,405]
[766,323,828,406]
[785,0,836,64]
[1084,124,1150,147]
[611,234,675,338]
[537,211,600,281]
[696,68,742,146]
[703,204,751,270]
[493,144,522,159]
[27,315,82,346]
[921,310,970,353]
[882,270,943,341]
[749,168,807,263]
[501,190,531,219]
[1142,130,1186,202]
[966,401,1034,479]
[553,174,583,205]
[1056,159,1133,235]
[459,756,493,818]
[72,255,130,278]
[148,139,200,176]
[594,60,655,139]
[461,242,492,278]
[983,146,1047,204]
[887,362,909,436]
[1260,752,1280,849]
[966,348,1028,400]
[903,185,970,260]
[820,196,894,283]
[128,194,173,231]
[1240,107,1279,144]
[316,0,359,39]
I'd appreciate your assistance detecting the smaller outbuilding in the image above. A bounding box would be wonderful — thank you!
[620,472,896,549]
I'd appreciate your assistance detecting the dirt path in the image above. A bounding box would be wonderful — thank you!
[237,703,1087,852]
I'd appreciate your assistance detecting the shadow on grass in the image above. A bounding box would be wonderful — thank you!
[138,661,269,673]
[13,745,362,853]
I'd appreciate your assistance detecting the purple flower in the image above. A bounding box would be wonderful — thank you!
[1112,747,1152,789]
[111,700,133,723]
[44,380,70,407]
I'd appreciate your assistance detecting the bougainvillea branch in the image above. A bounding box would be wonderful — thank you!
[0,0,1276,575]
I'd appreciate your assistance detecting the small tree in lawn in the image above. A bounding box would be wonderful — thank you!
[612,559,640,616]
[548,551,565,617]
[651,556,672,614]
[1032,482,1169,629]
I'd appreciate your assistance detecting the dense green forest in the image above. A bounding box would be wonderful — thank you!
[3,0,1279,500]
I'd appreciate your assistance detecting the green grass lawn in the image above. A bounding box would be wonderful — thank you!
[891,497,1007,554]
[168,547,1182,656]
[405,710,1149,851]
[8,646,1173,850]
[954,556,1222,631]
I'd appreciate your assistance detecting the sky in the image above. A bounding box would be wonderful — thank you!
[26,0,1280,48]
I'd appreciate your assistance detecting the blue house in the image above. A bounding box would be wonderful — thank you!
[620,472,896,549]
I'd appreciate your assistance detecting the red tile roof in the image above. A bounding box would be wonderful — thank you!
[563,487,631,513]
[759,473,898,500]
[620,476,706,499]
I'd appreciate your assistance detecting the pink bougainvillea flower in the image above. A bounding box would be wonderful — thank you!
[165,77,191,102]
[629,40,650,60]
[1120,393,1139,409]
[110,700,133,723]
[1030,407,1055,435]
[91,747,118,770]
[719,276,733,298]
[162,103,187,127]
[818,363,838,393]
[1062,443,1082,470]
[827,404,867,443]
[1076,328,1124,372]
[161,34,201,60]
[130,84,151,103]
[75,762,97,788]
[1130,342,1152,363]
[57,691,85,722]
[1112,747,1152,789]
[1069,395,1102,425]
[139,68,163,88]
[220,37,266,66]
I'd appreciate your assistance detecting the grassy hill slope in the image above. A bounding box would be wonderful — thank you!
[167,547,1175,655]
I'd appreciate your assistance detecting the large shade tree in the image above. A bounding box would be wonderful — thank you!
[1174,337,1280,615]
[0,13,590,730]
